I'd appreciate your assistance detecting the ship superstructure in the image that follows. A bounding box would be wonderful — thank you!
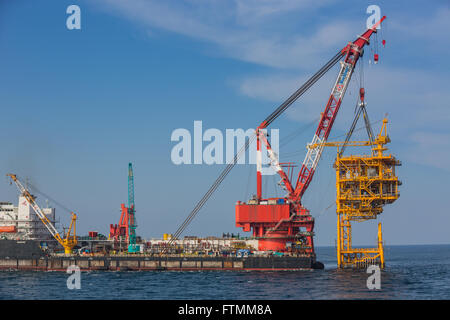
[0,196,55,240]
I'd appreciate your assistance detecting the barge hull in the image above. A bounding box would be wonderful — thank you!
[0,240,324,271]
[0,255,321,271]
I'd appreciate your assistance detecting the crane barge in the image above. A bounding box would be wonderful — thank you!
[0,17,399,272]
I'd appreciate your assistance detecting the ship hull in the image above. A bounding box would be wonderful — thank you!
[0,240,323,271]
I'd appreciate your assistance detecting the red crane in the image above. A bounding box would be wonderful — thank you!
[167,17,386,254]
[109,203,130,242]
[236,17,386,253]
[109,163,137,246]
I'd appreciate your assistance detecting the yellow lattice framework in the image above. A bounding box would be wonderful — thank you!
[312,118,401,268]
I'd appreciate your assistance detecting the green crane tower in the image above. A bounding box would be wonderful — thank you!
[127,163,139,253]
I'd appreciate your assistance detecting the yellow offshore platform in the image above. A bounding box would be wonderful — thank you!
[312,90,401,268]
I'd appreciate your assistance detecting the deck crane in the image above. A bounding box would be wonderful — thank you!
[109,203,130,242]
[109,163,139,252]
[127,163,139,253]
[7,174,77,254]
[167,17,386,253]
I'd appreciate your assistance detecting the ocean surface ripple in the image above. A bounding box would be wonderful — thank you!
[1,245,449,300]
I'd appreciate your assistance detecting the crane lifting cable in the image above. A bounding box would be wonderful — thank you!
[23,178,74,214]
[261,51,344,128]
[282,117,382,160]
[167,135,256,247]
[165,52,343,250]
[339,88,375,157]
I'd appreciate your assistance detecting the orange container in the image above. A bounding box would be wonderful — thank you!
[0,226,17,233]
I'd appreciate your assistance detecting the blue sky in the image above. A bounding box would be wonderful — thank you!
[0,0,449,246]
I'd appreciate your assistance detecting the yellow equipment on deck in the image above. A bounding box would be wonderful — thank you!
[63,212,77,254]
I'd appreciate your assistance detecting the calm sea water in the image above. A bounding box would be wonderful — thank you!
[0,245,449,299]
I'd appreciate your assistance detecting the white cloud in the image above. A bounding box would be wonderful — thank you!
[92,0,353,69]
[238,65,450,128]
[237,64,450,172]
[389,7,450,45]
[234,0,334,24]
